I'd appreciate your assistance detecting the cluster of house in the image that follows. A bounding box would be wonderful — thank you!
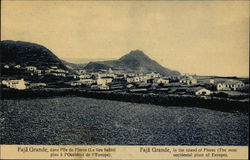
[1,78,46,90]
[1,65,246,96]
[68,69,246,96]
[69,69,173,91]
[1,64,68,90]
[3,64,69,77]
[70,68,121,90]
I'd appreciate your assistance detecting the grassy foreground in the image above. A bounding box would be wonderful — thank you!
[0,97,248,145]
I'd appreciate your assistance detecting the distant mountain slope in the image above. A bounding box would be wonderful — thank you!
[62,57,115,64]
[84,50,180,76]
[60,58,114,70]
[61,59,87,70]
[0,40,67,70]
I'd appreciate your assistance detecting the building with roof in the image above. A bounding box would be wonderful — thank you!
[126,76,140,83]
[155,78,169,84]
[70,81,83,86]
[14,65,21,68]
[126,84,134,88]
[2,79,28,90]
[179,76,197,85]
[25,66,37,71]
[187,87,212,95]
[97,77,113,85]
[4,65,10,69]
[79,74,92,79]
[146,72,161,79]
[91,84,109,90]
[50,72,66,77]
[80,78,97,85]
[216,80,245,91]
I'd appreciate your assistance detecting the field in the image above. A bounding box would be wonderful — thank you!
[0,97,248,145]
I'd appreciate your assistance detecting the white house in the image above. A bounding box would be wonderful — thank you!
[127,73,136,77]
[194,88,212,95]
[126,76,140,83]
[2,79,28,90]
[80,78,96,84]
[97,77,113,85]
[179,76,197,85]
[99,73,116,78]
[14,65,21,68]
[146,72,161,79]
[4,65,10,69]
[187,87,212,95]
[134,77,141,82]
[209,79,215,84]
[126,77,134,83]
[51,66,58,69]
[126,84,134,88]
[50,72,66,77]
[216,80,245,91]
[54,69,68,73]
[47,67,68,74]
[139,76,149,83]
[91,84,109,90]
[156,78,169,84]
[70,81,82,86]
[100,84,109,90]
[79,74,92,79]
[25,66,37,71]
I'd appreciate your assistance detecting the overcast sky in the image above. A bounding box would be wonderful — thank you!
[2,1,249,77]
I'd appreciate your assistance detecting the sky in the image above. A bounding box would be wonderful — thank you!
[1,0,249,77]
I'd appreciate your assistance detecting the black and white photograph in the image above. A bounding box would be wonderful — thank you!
[0,0,249,150]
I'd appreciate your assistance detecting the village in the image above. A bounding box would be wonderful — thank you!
[0,63,249,100]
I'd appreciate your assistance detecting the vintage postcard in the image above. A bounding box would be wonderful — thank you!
[0,0,249,159]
